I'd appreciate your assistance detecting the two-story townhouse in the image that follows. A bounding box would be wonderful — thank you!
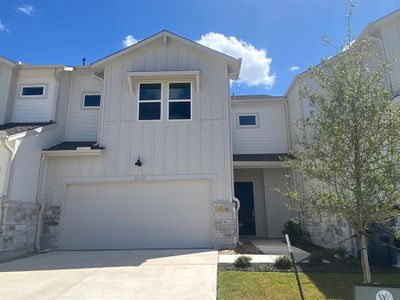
[1,9,400,260]
[0,31,246,258]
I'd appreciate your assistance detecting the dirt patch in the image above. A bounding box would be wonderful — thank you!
[219,240,264,255]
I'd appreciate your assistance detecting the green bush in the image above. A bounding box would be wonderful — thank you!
[282,220,310,247]
[234,256,252,268]
[309,251,324,266]
[346,257,361,268]
[335,247,347,259]
[274,255,293,269]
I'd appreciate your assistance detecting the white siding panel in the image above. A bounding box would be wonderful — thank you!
[9,72,71,202]
[65,70,102,141]
[231,101,289,154]
[44,38,233,208]
[11,70,57,122]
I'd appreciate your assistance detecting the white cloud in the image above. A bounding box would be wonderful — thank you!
[122,35,138,48]
[16,4,34,16]
[290,66,300,72]
[0,19,9,33]
[197,32,275,88]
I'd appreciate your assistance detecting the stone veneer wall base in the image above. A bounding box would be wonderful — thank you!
[213,202,238,249]
[0,201,40,260]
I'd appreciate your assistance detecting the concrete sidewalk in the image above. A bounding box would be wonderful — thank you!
[0,249,218,300]
[219,239,310,264]
[251,239,310,262]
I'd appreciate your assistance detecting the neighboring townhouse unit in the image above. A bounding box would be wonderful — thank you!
[286,9,400,253]
[0,10,399,260]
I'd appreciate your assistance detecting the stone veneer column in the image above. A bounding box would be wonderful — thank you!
[213,202,238,249]
[40,205,62,249]
[0,201,40,260]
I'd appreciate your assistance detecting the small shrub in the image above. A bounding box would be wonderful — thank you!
[274,255,293,269]
[335,247,347,259]
[282,220,310,247]
[346,257,361,268]
[234,255,252,268]
[309,251,324,266]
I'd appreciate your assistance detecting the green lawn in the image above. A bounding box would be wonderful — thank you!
[218,271,400,300]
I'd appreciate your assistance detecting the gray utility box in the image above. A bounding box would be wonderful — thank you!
[354,283,400,300]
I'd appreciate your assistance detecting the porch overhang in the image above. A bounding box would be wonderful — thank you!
[233,153,293,168]
[43,141,105,156]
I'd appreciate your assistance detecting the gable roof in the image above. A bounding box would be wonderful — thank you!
[284,9,400,98]
[0,55,16,68]
[92,30,241,79]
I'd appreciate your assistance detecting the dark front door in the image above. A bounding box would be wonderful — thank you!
[235,182,256,235]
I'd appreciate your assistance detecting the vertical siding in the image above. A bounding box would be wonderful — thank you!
[44,39,233,204]
[0,62,14,124]
[9,72,71,203]
[231,101,289,154]
[65,69,102,141]
[11,69,57,122]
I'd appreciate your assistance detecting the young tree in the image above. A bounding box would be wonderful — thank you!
[286,3,400,283]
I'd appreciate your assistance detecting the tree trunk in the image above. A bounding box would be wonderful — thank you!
[360,233,372,283]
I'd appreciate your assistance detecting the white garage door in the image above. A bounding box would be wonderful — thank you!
[59,180,212,250]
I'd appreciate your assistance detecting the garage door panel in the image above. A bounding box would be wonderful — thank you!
[59,180,212,250]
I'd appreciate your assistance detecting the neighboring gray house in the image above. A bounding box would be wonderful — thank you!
[0,10,399,260]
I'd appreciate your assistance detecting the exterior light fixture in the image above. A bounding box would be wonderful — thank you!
[135,157,142,167]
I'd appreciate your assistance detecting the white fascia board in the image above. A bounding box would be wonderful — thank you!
[92,31,241,76]
[233,161,285,168]
[42,149,103,156]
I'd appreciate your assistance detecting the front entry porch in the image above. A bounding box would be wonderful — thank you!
[234,165,296,239]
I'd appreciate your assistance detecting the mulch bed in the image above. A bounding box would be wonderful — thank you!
[219,240,264,255]
[218,261,400,273]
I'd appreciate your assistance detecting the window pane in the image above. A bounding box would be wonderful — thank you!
[239,115,256,126]
[169,102,191,120]
[22,86,44,96]
[139,83,161,100]
[169,83,191,100]
[139,102,161,120]
[84,95,101,107]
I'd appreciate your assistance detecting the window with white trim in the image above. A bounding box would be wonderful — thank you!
[21,85,45,97]
[238,114,257,127]
[83,94,101,108]
[168,82,191,120]
[138,83,162,120]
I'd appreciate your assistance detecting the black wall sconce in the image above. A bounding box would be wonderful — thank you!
[135,157,142,167]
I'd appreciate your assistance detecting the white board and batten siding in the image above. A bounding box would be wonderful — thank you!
[0,61,16,124]
[8,72,72,203]
[231,99,289,154]
[65,69,102,141]
[11,69,57,123]
[44,38,234,206]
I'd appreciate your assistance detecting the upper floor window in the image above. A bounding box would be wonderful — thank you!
[138,83,162,120]
[168,82,191,120]
[21,85,45,97]
[83,94,101,108]
[238,114,258,127]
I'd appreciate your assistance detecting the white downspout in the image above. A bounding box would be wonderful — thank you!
[34,153,47,251]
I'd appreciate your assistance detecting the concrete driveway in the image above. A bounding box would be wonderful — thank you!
[0,249,218,300]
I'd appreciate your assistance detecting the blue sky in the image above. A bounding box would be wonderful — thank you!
[0,0,399,96]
